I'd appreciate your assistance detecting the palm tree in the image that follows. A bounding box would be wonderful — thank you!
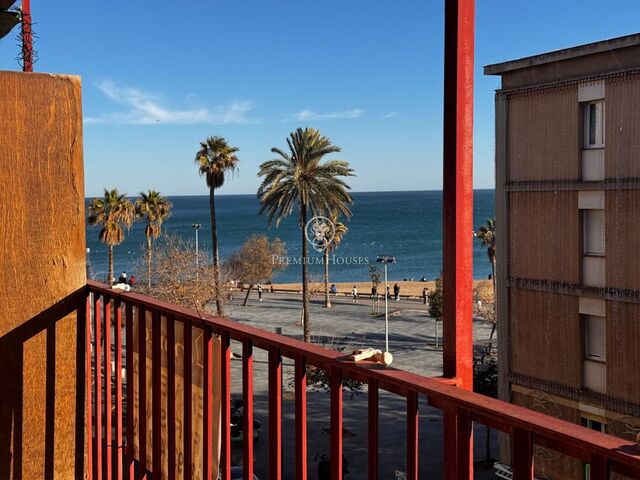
[135,190,172,288]
[475,218,496,338]
[87,189,136,285]
[258,128,354,342]
[195,136,239,316]
[323,214,348,308]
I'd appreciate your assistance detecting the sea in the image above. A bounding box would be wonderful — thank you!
[86,190,495,283]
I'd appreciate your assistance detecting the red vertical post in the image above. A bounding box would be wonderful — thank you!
[406,392,419,480]
[203,327,214,480]
[588,454,608,480]
[295,356,307,480]
[85,294,93,480]
[220,332,231,480]
[167,316,176,480]
[243,340,254,480]
[183,319,192,480]
[20,0,33,72]
[268,348,282,480]
[138,307,147,479]
[114,301,123,480]
[330,367,343,480]
[152,311,162,477]
[511,428,534,480]
[367,379,379,480]
[125,304,135,479]
[442,0,475,477]
[94,295,103,480]
[104,299,112,480]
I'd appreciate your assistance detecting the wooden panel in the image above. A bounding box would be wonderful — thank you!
[508,87,580,182]
[509,191,580,283]
[510,289,581,387]
[0,71,85,479]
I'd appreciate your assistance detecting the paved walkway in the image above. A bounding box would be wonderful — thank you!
[224,291,499,479]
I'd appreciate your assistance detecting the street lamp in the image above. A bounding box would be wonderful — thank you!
[192,224,201,277]
[377,255,396,354]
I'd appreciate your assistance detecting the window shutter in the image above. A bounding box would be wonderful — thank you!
[584,209,605,255]
[585,315,606,360]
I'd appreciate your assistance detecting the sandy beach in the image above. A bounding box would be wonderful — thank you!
[270,279,494,301]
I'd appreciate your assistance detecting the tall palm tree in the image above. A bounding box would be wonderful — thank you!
[258,128,354,342]
[135,190,172,288]
[323,214,348,308]
[195,136,239,316]
[87,189,136,285]
[475,218,496,338]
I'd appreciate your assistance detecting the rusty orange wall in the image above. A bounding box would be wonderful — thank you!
[0,71,85,479]
[607,301,640,405]
[606,190,640,291]
[605,75,640,179]
[507,87,580,182]
[510,289,581,387]
[509,191,580,283]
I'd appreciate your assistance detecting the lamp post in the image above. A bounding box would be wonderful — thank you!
[377,255,396,354]
[192,224,201,278]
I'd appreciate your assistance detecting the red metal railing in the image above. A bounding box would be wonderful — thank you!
[84,280,640,480]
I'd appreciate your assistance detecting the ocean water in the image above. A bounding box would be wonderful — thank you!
[86,190,495,283]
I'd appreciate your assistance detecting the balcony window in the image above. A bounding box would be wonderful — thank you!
[582,209,605,256]
[584,101,604,149]
[584,315,605,362]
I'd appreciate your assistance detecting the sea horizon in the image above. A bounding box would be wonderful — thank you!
[86,189,495,283]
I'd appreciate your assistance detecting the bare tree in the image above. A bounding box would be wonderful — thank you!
[135,233,224,313]
[226,235,287,306]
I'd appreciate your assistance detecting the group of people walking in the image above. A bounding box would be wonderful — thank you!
[347,283,402,303]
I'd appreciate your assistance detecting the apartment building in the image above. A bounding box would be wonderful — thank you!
[486,34,640,479]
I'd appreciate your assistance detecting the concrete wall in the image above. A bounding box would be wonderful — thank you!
[0,71,85,479]
[508,88,580,182]
[509,191,580,283]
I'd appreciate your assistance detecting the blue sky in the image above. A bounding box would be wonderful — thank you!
[1,1,638,196]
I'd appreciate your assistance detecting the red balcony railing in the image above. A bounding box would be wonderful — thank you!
[84,280,640,480]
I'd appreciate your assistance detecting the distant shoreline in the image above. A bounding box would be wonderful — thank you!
[268,279,494,301]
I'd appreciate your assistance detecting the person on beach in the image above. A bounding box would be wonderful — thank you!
[118,271,128,284]
[371,284,377,299]
[422,287,428,304]
[352,286,358,303]
[257,284,263,302]
[386,285,390,299]
[330,284,337,295]
[129,275,136,287]
[394,283,400,302]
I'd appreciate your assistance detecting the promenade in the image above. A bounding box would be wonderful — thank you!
[225,291,499,479]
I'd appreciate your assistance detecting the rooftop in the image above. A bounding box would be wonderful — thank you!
[484,32,640,75]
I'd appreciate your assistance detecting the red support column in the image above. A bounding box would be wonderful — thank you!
[125,304,135,479]
[330,367,343,480]
[242,340,254,480]
[442,0,475,478]
[203,327,214,480]
[295,356,307,480]
[166,317,176,480]
[183,319,192,480]
[220,332,231,480]
[94,296,103,480]
[268,348,282,480]
[104,299,112,480]
[85,295,93,480]
[21,0,33,71]
[406,392,419,480]
[367,379,379,480]
[151,312,162,477]
[114,301,123,480]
